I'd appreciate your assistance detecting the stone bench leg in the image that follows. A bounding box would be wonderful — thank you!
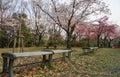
[62,52,72,60]
[2,57,8,73]
[68,52,71,60]
[48,54,53,67]
[42,55,53,67]
[42,55,47,68]
[8,58,14,77]
[43,55,47,63]
[2,57,15,77]
[62,53,66,60]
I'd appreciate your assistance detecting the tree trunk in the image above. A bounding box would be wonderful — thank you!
[108,39,112,48]
[87,39,90,47]
[103,39,105,47]
[38,34,42,46]
[66,32,72,49]
[97,35,100,47]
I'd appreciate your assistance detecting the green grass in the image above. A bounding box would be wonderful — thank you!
[72,48,120,77]
[0,47,120,77]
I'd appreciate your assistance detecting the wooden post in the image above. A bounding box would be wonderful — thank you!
[20,35,24,52]
[13,37,16,53]
[21,36,24,52]
[14,35,24,53]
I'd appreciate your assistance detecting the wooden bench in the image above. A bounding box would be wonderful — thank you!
[1,49,72,77]
[82,47,98,54]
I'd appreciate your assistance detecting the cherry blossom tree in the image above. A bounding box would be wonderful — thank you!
[91,16,118,47]
[34,0,109,48]
[101,24,118,47]
[92,16,109,47]
[75,16,118,47]
[75,23,96,47]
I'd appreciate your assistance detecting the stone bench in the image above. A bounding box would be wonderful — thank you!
[82,47,98,54]
[1,49,72,77]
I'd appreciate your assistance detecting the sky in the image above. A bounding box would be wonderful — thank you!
[23,0,120,25]
[104,0,120,25]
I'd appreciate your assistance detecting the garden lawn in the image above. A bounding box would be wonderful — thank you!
[0,47,120,77]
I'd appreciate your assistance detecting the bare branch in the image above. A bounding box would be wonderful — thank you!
[36,3,57,24]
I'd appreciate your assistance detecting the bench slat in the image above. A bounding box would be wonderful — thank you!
[2,49,72,58]
[51,50,72,54]
[13,51,53,57]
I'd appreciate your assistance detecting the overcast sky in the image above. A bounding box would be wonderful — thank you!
[24,0,120,25]
[104,0,120,25]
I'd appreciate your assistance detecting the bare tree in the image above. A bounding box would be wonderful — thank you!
[0,0,15,48]
[0,0,14,26]
[30,0,47,46]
